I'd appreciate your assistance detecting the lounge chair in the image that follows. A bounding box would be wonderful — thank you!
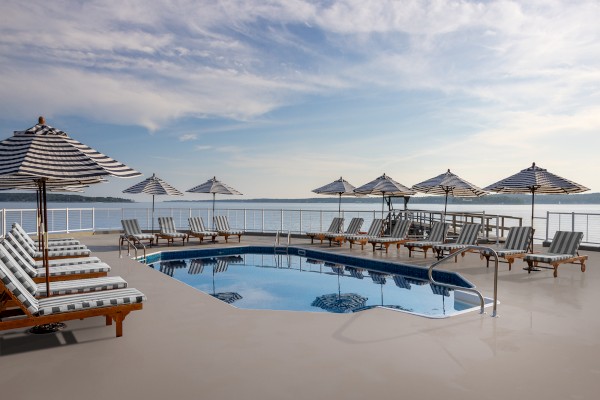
[2,236,109,283]
[188,217,218,243]
[433,223,481,261]
[120,219,155,247]
[10,227,91,260]
[324,217,364,246]
[0,243,126,298]
[344,219,384,250]
[368,219,412,252]
[403,222,450,258]
[156,217,188,246]
[0,259,145,337]
[305,217,344,244]
[213,216,244,243]
[13,222,81,248]
[523,231,587,277]
[479,226,533,270]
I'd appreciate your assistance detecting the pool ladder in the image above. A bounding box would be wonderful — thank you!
[428,245,499,317]
[118,234,147,263]
[274,230,291,254]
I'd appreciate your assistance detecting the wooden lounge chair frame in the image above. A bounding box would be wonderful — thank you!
[404,222,450,258]
[368,219,412,253]
[345,219,384,250]
[480,227,534,270]
[120,219,154,247]
[214,216,243,243]
[305,217,344,244]
[326,217,364,246]
[433,223,481,262]
[188,217,217,243]
[524,231,588,278]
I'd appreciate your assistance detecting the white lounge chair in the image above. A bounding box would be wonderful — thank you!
[403,222,450,258]
[324,217,364,246]
[13,222,81,248]
[479,226,533,270]
[433,223,481,261]
[343,219,384,250]
[121,219,155,247]
[368,219,412,252]
[10,227,91,260]
[214,216,243,243]
[156,217,188,246]
[305,217,344,244]
[188,217,218,243]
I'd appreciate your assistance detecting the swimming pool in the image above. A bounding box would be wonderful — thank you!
[145,246,491,317]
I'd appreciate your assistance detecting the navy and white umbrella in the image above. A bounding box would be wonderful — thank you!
[312,176,360,217]
[354,173,416,232]
[123,173,183,233]
[412,169,487,216]
[484,162,589,251]
[186,176,242,228]
[0,117,141,297]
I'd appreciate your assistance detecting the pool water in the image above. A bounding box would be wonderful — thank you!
[148,252,480,317]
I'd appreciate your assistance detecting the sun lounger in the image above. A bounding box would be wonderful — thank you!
[0,259,145,337]
[1,237,110,283]
[213,216,244,243]
[121,219,155,247]
[433,223,481,261]
[404,222,450,258]
[479,226,533,270]
[13,222,81,248]
[305,217,344,244]
[156,217,188,246]
[344,219,384,250]
[0,244,126,298]
[368,219,412,252]
[11,226,91,260]
[523,231,587,277]
[324,217,364,246]
[188,217,218,243]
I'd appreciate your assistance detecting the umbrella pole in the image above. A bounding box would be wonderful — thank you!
[338,193,342,218]
[212,193,216,229]
[530,190,535,253]
[151,194,155,234]
[36,187,42,251]
[41,180,50,298]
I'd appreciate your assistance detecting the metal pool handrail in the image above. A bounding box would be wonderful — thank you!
[427,245,499,317]
[119,234,146,262]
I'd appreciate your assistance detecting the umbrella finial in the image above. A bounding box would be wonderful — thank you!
[532,162,536,168]
[38,116,45,125]
[447,169,451,173]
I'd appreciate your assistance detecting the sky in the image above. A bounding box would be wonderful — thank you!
[0,0,599,200]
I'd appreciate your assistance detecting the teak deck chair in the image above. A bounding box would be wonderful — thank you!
[325,217,364,246]
[344,219,384,250]
[0,259,145,338]
[188,217,218,243]
[13,222,81,248]
[368,219,412,252]
[433,223,481,261]
[156,217,188,246]
[305,217,344,244]
[479,226,533,270]
[214,216,244,243]
[404,222,450,258]
[11,226,91,260]
[120,219,155,247]
[523,231,587,277]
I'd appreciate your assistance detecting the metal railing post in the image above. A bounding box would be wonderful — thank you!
[572,212,575,232]
[66,208,69,233]
[546,211,550,241]
[92,208,95,231]
[299,209,303,235]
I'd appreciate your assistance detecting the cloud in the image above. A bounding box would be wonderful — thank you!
[179,134,197,141]
[195,145,212,151]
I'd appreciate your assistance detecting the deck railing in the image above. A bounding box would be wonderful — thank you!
[0,207,598,246]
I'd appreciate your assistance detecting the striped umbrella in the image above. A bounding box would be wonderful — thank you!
[0,117,141,297]
[186,177,242,229]
[484,162,589,251]
[354,173,416,232]
[412,169,487,216]
[312,176,360,217]
[123,173,183,234]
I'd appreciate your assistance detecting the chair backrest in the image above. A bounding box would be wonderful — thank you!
[366,219,384,237]
[0,257,39,315]
[12,223,36,247]
[428,222,449,242]
[369,271,387,285]
[326,217,344,233]
[390,220,411,239]
[121,219,143,236]
[504,226,533,250]
[344,218,364,234]
[0,242,38,296]
[188,217,208,232]
[158,217,177,234]
[214,258,229,273]
[214,216,231,231]
[455,223,481,245]
[548,231,583,255]
[188,259,205,275]
[8,229,36,257]
[4,233,37,273]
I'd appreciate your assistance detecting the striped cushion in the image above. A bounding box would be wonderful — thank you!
[12,223,36,247]
[214,216,243,234]
[428,222,449,242]
[0,259,39,314]
[43,256,103,268]
[34,247,92,258]
[36,288,146,316]
[435,243,468,252]
[480,248,528,257]
[0,242,38,295]
[324,217,364,238]
[345,234,378,242]
[547,231,583,255]
[305,217,344,236]
[365,219,384,237]
[454,223,480,245]
[504,227,533,250]
[36,239,82,247]
[405,241,440,248]
[2,237,38,277]
[370,220,411,243]
[121,219,144,236]
[36,276,128,297]
[189,217,218,235]
[158,217,178,234]
[35,262,111,278]
[523,253,572,264]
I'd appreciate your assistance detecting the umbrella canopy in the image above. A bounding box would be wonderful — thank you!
[312,176,359,216]
[311,293,367,313]
[0,117,141,297]
[412,169,487,216]
[484,162,589,251]
[354,173,416,231]
[186,176,242,228]
[123,173,183,233]
[210,258,243,304]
